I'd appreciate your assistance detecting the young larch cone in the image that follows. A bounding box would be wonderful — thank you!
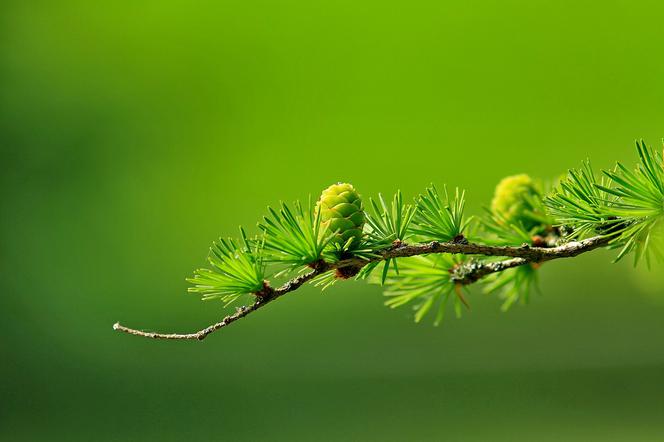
[318,182,365,248]
[491,174,543,231]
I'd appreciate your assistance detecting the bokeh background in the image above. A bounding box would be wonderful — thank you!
[2,1,664,440]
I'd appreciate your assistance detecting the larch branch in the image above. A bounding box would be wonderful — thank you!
[113,235,610,341]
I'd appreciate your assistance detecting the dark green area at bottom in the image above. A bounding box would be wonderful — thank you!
[3,364,664,441]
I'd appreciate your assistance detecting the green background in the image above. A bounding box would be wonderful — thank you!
[2,1,664,440]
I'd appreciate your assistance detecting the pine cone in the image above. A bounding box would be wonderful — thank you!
[491,174,543,230]
[318,183,365,247]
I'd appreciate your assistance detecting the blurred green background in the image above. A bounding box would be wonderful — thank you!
[2,0,664,440]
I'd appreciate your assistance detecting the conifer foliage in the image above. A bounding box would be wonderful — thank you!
[116,141,664,340]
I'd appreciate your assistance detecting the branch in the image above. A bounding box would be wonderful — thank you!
[337,234,610,269]
[447,235,611,285]
[113,235,610,340]
[113,266,324,340]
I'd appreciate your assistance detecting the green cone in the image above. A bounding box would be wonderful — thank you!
[491,174,543,231]
[318,183,365,247]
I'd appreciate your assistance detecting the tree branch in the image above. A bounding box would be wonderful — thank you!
[113,235,610,341]
[447,235,611,285]
[113,267,324,341]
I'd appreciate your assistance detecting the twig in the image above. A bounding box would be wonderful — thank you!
[113,267,324,341]
[113,235,610,340]
[448,235,611,284]
[334,235,609,268]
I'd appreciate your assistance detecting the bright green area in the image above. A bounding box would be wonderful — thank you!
[2,1,664,440]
